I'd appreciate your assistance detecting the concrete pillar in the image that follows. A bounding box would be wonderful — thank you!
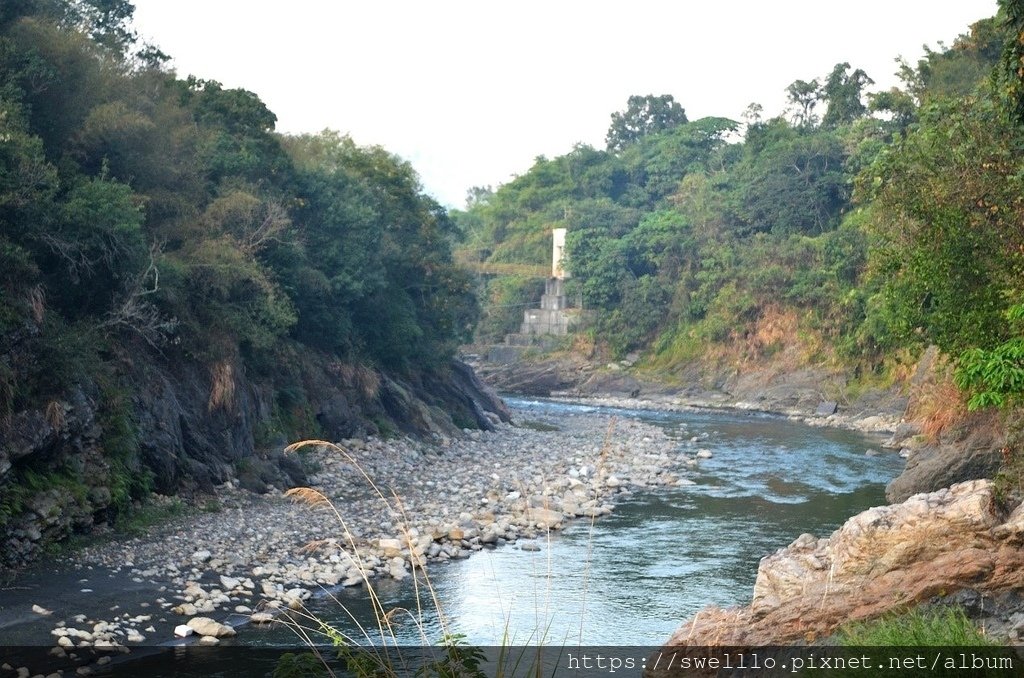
[552,228,568,280]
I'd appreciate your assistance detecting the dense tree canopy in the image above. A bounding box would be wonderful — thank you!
[457,9,1020,397]
[0,0,477,436]
[606,94,688,152]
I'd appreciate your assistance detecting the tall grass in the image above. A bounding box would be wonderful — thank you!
[836,606,998,646]
[275,423,618,677]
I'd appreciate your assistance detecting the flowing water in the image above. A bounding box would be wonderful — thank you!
[241,398,904,649]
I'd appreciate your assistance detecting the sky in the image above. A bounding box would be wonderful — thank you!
[130,1,1000,208]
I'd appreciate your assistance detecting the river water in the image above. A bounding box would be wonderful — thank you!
[239,398,904,649]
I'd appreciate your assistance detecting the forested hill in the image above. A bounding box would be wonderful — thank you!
[0,0,507,566]
[457,6,1024,416]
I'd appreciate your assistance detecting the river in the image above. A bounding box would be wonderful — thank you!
[233,397,904,649]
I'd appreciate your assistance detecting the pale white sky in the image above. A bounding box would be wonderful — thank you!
[131,1,999,207]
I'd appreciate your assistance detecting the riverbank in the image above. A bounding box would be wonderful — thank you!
[1,404,704,673]
[542,391,902,436]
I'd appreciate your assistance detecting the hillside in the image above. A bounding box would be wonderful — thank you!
[0,0,508,569]
[459,8,1024,439]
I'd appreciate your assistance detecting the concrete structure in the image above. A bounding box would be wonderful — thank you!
[552,227,568,280]
[518,228,575,337]
[520,278,571,336]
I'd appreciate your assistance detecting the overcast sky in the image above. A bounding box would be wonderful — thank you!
[130,1,999,208]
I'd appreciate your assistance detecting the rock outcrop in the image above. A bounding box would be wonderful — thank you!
[0,352,510,570]
[654,480,1024,662]
[885,411,1006,503]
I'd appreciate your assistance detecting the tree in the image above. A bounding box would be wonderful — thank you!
[606,94,687,152]
[859,96,1024,356]
[820,63,873,128]
[785,79,821,128]
[995,0,1024,124]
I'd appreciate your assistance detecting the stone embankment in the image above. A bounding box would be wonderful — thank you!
[10,405,703,672]
[652,478,1024,667]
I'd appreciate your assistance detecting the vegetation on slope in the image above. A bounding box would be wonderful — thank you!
[0,0,479,533]
[454,6,1024,406]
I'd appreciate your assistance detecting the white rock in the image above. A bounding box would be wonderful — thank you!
[378,538,403,558]
[57,636,74,648]
[219,575,240,590]
[696,449,713,459]
[198,635,220,646]
[524,507,563,528]
[186,617,236,638]
[191,550,212,563]
[174,624,194,638]
[32,604,52,616]
[250,612,275,624]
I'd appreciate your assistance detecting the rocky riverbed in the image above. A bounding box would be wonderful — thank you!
[2,405,706,674]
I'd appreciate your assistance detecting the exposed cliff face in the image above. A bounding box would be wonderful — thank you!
[0,350,509,570]
[652,480,1024,664]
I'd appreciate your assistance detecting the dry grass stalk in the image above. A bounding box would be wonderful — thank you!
[282,439,455,655]
[208,360,236,413]
[331,363,381,401]
[27,285,45,324]
[44,400,65,431]
[907,363,967,442]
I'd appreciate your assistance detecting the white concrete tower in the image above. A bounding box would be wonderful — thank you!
[552,227,568,280]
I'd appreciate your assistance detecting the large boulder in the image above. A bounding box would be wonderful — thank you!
[653,480,1024,663]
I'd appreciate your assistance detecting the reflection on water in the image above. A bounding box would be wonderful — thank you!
[245,398,904,647]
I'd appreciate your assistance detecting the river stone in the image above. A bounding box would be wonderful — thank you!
[171,602,196,617]
[250,612,274,624]
[525,507,563,528]
[378,538,403,558]
[186,617,236,638]
[520,542,541,552]
[814,401,838,416]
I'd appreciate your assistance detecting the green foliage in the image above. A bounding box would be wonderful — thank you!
[821,63,874,128]
[475,275,544,343]
[837,606,998,646]
[995,0,1024,123]
[0,0,483,551]
[272,652,328,678]
[859,96,1024,357]
[955,304,1024,410]
[835,607,1005,678]
[606,94,687,152]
